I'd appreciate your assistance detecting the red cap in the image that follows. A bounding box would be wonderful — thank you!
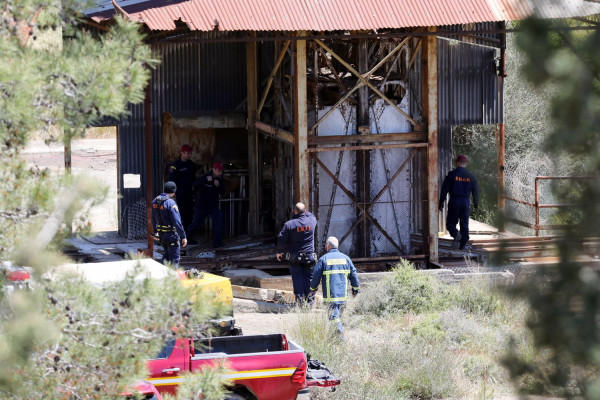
[212,161,224,171]
[456,154,469,164]
[180,144,193,153]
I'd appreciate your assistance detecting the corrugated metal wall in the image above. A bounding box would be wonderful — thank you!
[117,33,247,236]
[411,36,502,237]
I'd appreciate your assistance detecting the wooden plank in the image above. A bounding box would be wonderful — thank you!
[173,112,246,129]
[260,276,295,292]
[308,142,427,152]
[255,121,294,144]
[308,132,426,145]
[232,284,296,303]
[293,34,310,204]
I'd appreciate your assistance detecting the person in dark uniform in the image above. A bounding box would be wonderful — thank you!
[152,181,188,266]
[439,154,480,250]
[167,144,196,230]
[187,161,226,248]
[276,202,317,305]
[310,236,360,340]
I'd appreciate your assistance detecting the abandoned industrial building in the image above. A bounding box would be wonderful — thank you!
[79,0,600,271]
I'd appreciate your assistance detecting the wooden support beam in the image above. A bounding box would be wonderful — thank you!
[255,121,294,144]
[423,29,439,263]
[293,33,310,204]
[315,39,422,130]
[246,36,260,235]
[308,142,427,152]
[257,40,291,117]
[308,132,426,145]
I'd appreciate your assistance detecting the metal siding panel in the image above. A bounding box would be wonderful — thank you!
[118,35,247,234]
[86,0,600,31]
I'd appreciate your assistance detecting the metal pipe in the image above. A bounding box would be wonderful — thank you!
[535,177,540,237]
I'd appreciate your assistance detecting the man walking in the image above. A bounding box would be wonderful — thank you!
[439,154,480,250]
[152,181,188,267]
[167,144,196,229]
[276,202,317,305]
[310,236,360,340]
[187,161,226,248]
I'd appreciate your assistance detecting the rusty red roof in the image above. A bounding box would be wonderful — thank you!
[88,0,600,32]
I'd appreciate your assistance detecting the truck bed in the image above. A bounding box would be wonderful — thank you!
[195,334,289,355]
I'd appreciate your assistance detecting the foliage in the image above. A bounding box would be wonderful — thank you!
[284,261,526,399]
[501,16,600,399]
[0,1,228,398]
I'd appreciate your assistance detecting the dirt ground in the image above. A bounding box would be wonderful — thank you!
[234,311,298,336]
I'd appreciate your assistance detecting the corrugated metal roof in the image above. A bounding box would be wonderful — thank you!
[87,0,600,32]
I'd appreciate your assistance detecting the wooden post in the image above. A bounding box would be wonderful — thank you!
[357,38,371,257]
[246,34,260,235]
[423,29,439,263]
[293,33,309,204]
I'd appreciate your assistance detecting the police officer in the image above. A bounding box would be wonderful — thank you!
[309,236,360,340]
[276,202,317,305]
[187,161,226,248]
[152,181,188,266]
[167,144,197,229]
[439,154,480,250]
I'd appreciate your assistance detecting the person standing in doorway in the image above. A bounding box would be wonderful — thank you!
[276,202,317,305]
[309,236,360,340]
[152,181,188,267]
[187,161,226,248]
[167,144,196,230]
[439,154,480,250]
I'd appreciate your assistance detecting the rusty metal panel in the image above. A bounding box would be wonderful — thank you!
[116,36,247,236]
[86,0,600,32]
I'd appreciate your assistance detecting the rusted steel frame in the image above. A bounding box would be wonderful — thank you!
[315,149,346,248]
[534,178,540,237]
[539,204,579,208]
[144,84,153,254]
[322,149,417,252]
[316,46,348,95]
[308,142,427,152]
[308,132,426,145]
[536,175,596,180]
[255,121,294,144]
[310,84,362,133]
[312,42,320,240]
[337,149,417,246]
[257,40,291,117]
[503,195,535,207]
[314,39,422,130]
[293,34,310,204]
[313,156,362,211]
[408,39,422,69]
[366,37,410,81]
[380,46,405,90]
[273,77,292,125]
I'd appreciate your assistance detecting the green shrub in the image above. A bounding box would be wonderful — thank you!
[450,278,503,315]
[352,260,450,316]
[411,313,445,342]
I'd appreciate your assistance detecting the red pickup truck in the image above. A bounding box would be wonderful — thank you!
[147,334,340,400]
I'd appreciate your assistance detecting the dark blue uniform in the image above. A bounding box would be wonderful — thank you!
[439,166,480,248]
[276,211,317,303]
[167,159,196,229]
[152,193,187,266]
[187,172,225,247]
[310,248,360,337]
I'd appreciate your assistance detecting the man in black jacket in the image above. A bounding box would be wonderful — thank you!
[276,202,317,305]
[187,161,225,248]
[439,154,480,250]
[167,144,196,229]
